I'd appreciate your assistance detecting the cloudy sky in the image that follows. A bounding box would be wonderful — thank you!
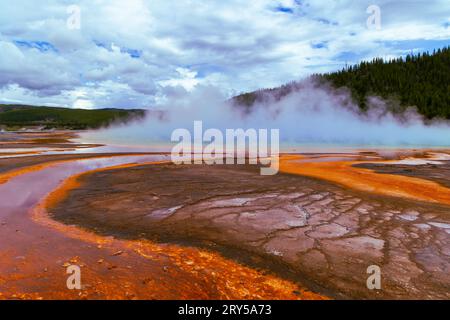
[0,0,449,109]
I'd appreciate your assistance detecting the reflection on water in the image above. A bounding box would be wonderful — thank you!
[69,144,172,154]
[293,156,363,163]
[0,144,172,159]
[0,154,169,214]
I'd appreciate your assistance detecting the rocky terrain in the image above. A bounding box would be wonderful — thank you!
[50,162,450,299]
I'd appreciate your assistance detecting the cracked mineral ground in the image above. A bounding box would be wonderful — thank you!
[49,160,450,299]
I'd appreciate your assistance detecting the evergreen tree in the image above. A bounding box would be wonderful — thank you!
[233,46,450,120]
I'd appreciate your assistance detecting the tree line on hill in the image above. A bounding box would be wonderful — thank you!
[233,46,450,120]
[0,105,145,130]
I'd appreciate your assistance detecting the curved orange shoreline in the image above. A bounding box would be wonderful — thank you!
[279,154,450,206]
[7,150,450,299]
[0,153,165,185]
[25,160,326,300]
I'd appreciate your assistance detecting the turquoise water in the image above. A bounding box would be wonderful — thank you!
[76,132,450,154]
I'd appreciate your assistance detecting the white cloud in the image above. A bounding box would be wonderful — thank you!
[159,68,200,91]
[0,0,449,108]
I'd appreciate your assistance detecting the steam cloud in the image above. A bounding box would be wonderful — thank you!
[81,79,450,149]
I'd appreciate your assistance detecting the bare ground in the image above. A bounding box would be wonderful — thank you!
[50,163,450,299]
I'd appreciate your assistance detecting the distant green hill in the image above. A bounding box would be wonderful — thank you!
[323,46,450,119]
[233,46,450,119]
[0,105,146,130]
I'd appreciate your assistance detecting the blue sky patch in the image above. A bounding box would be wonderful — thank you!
[93,40,111,51]
[275,6,294,14]
[315,18,338,26]
[121,48,142,59]
[94,40,141,58]
[312,41,328,49]
[14,40,57,53]
[381,39,450,55]
[334,51,364,63]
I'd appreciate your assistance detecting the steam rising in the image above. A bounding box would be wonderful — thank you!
[81,79,450,148]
